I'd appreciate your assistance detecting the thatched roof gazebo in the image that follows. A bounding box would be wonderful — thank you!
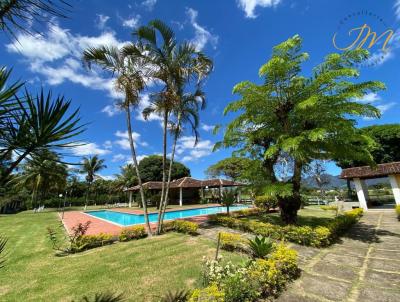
[126,177,243,206]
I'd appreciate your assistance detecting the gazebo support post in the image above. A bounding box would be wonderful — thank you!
[128,191,133,208]
[353,178,369,211]
[179,187,183,206]
[389,175,400,205]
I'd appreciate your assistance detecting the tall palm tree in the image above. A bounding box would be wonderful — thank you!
[80,155,106,210]
[156,89,206,226]
[134,20,213,233]
[82,44,153,236]
[12,149,67,209]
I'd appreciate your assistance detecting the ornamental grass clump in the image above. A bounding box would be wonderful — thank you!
[119,226,147,242]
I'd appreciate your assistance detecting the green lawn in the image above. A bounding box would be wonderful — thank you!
[243,206,337,227]
[0,211,245,301]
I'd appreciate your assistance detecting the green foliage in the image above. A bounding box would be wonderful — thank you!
[221,190,236,214]
[164,220,199,235]
[216,34,385,223]
[159,289,190,302]
[73,292,125,302]
[1,81,84,183]
[254,195,278,213]
[211,208,363,247]
[198,243,299,301]
[189,284,225,302]
[396,205,400,220]
[223,273,260,302]
[47,221,113,254]
[118,226,147,242]
[248,236,274,259]
[138,155,190,182]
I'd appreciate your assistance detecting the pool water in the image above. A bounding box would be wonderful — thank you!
[85,205,250,226]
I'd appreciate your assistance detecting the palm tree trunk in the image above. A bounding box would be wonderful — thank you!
[159,118,181,232]
[156,111,168,234]
[125,106,152,236]
[84,181,90,210]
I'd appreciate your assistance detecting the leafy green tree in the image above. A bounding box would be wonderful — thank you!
[83,42,153,235]
[134,20,212,233]
[362,124,400,163]
[138,155,190,183]
[12,150,67,208]
[216,35,384,223]
[80,155,106,209]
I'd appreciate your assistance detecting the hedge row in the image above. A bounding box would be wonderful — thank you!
[209,208,363,247]
[396,205,400,221]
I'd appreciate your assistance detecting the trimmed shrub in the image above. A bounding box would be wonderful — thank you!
[320,205,338,211]
[164,220,199,235]
[118,226,147,242]
[75,233,113,250]
[255,195,278,213]
[396,205,400,220]
[219,232,247,252]
[210,208,363,247]
[189,284,225,302]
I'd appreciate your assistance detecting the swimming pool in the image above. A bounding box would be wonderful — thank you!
[85,205,250,226]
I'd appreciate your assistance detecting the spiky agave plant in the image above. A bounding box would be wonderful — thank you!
[74,292,124,302]
[159,289,190,302]
[248,235,274,259]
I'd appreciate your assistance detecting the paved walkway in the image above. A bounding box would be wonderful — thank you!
[277,211,400,302]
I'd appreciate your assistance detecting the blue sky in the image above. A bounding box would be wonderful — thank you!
[1,0,400,179]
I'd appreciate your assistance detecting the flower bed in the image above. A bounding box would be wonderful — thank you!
[209,208,363,247]
[188,242,300,301]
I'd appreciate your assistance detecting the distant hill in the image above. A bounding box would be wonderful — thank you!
[302,174,389,189]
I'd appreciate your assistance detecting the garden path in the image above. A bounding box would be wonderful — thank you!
[277,210,400,302]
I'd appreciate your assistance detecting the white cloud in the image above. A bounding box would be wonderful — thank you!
[237,0,281,18]
[201,123,214,132]
[96,14,110,30]
[377,102,396,114]
[395,0,400,20]
[6,23,128,99]
[114,130,148,150]
[186,8,218,51]
[142,0,157,10]
[176,136,214,162]
[353,92,381,103]
[135,93,163,122]
[122,15,140,29]
[112,153,128,162]
[102,104,122,117]
[98,174,115,181]
[71,142,111,156]
[103,140,113,149]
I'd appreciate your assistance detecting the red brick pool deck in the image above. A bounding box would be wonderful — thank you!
[60,204,221,236]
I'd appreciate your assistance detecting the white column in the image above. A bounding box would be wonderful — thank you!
[389,175,400,205]
[179,187,183,206]
[354,178,368,211]
[128,191,133,208]
[219,185,223,201]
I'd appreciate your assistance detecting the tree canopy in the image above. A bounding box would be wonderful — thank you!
[138,155,190,183]
[216,35,384,223]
